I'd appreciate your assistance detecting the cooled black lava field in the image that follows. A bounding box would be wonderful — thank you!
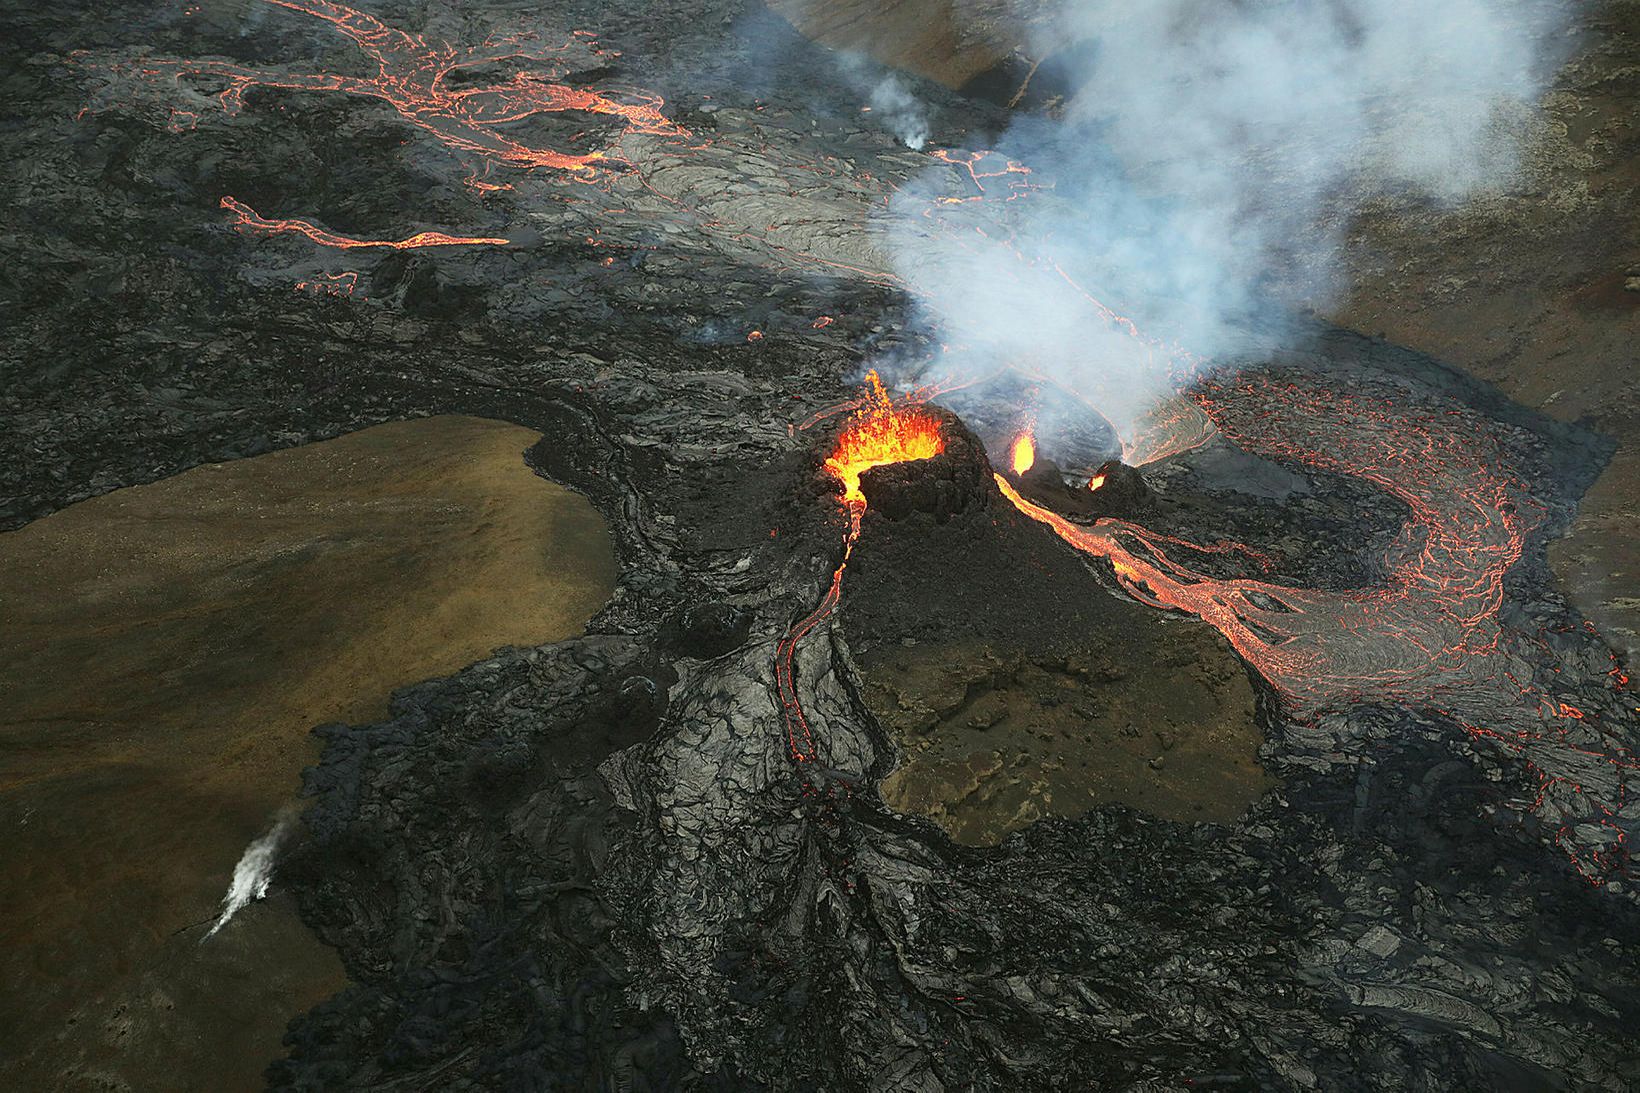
[4,0,1639,1090]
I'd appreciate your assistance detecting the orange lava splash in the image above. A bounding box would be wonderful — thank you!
[822,371,944,507]
[1010,432,1035,476]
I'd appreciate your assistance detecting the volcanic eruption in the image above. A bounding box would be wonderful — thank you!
[13,0,1640,1089]
[1009,431,1034,476]
[822,370,945,508]
[778,370,949,763]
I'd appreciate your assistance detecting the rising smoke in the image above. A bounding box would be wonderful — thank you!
[882,0,1567,443]
[865,71,932,150]
[835,52,932,150]
[204,805,298,941]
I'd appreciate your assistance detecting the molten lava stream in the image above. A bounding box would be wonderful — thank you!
[220,197,509,250]
[997,373,1639,881]
[775,503,861,764]
[777,373,943,764]
[83,0,690,177]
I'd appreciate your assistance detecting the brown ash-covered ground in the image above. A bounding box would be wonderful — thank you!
[841,415,1267,844]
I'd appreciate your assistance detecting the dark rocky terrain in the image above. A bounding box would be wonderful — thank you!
[3,0,1638,1089]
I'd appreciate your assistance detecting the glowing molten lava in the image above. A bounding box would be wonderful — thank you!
[1010,433,1036,476]
[80,0,689,178]
[221,196,509,250]
[823,371,944,507]
[997,372,1640,884]
[1087,473,1106,491]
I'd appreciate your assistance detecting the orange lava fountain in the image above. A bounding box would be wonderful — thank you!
[822,370,945,507]
[1010,433,1035,476]
[779,372,944,764]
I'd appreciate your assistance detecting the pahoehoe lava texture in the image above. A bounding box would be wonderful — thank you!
[4,0,1639,1089]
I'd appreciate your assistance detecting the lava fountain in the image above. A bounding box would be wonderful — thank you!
[779,372,944,763]
[822,371,945,506]
[1009,432,1036,476]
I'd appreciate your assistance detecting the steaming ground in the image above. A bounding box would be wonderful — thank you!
[874,0,1574,448]
[207,806,299,940]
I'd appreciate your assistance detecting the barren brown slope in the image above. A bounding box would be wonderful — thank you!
[0,415,615,1092]
[766,0,1023,88]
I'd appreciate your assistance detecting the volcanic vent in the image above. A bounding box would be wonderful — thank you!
[816,384,1269,845]
[852,407,991,524]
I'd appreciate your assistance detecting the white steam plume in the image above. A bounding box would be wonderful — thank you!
[883,0,1566,441]
[867,71,931,150]
[204,805,298,941]
[835,51,932,149]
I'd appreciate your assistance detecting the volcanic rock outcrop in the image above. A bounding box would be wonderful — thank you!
[1015,454,1152,518]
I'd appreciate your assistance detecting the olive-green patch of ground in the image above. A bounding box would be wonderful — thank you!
[867,635,1268,846]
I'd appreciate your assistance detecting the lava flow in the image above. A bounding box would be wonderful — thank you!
[221,197,509,250]
[75,0,691,264]
[778,372,943,763]
[79,0,688,177]
[998,372,1638,881]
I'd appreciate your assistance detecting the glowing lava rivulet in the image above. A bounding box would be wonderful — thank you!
[74,0,692,271]
[219,196,511,250]
[78,0,688,176]
[777,372,944,763]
